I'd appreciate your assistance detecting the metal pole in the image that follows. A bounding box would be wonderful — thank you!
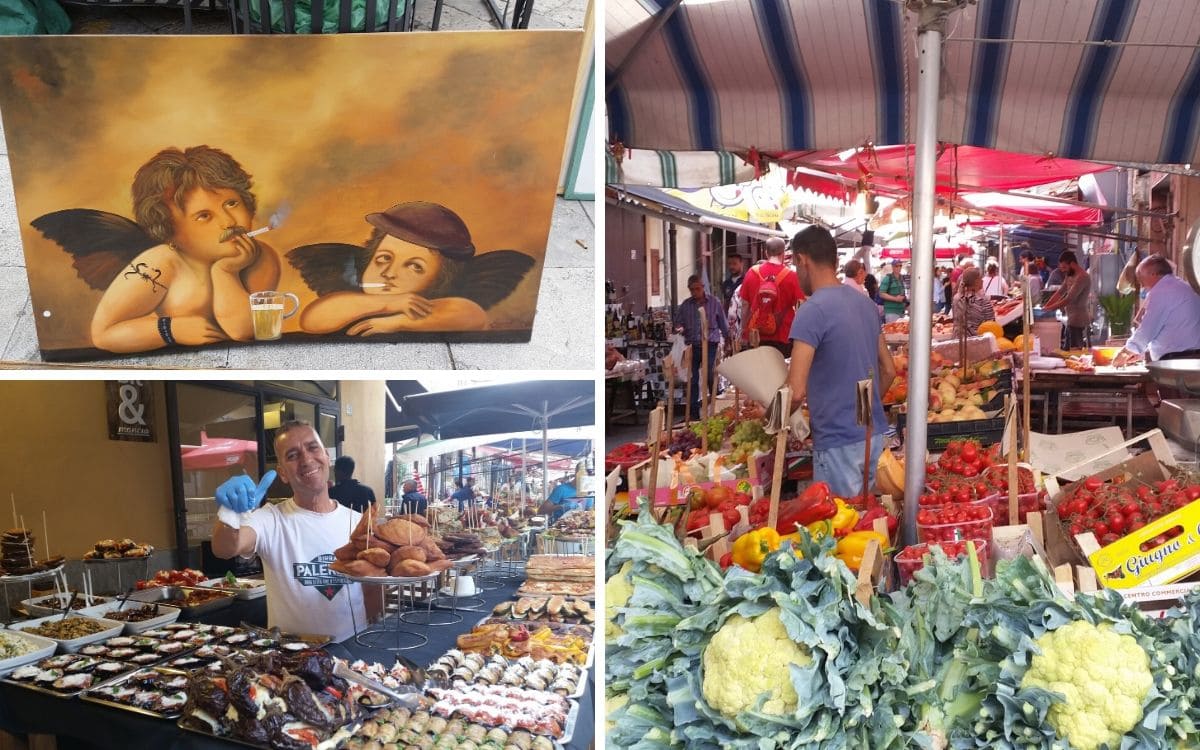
[542,402,550,508]
[902,4,949,547]
[521,436,527,510]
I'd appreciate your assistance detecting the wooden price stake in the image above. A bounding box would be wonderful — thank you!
[699,308,710,452]
[683,345,694,426]
[646,405,665,517]
[856,379,874,500]
[1005,394,1020,526]
[766,386,793,533]
[1021,276,1033,461]
[664,355,676,442]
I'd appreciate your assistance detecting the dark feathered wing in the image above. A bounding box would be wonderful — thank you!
[447,250,536,310]
[30,209,157,291]
[286,243,365,297]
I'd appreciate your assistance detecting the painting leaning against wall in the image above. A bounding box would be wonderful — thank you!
[0,32,582,360]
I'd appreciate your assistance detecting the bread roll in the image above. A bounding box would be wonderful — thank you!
[330,559,386,577]
[417,537,446,561]
[333,543,359,562]
[391,546,426,564]
[395,514,430,529]
[376,518,426,546]
[357,547,392,568]
[395,559,432,577]
[351,533,396,553]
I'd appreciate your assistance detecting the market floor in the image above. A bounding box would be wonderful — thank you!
[0,0,594,370]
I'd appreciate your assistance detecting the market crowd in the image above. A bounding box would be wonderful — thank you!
[674,232,1200,498]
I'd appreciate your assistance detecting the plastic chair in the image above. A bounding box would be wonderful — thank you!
[229,0,412,33]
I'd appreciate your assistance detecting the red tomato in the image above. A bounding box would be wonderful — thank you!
[960,442,978,462]
[723,508,741,526]
[1092,522,1109,537]
[1100,533,1120,546]
[1106,513,1127,534]
[1069,523,1084,535]
[962,463,980,478]
[1083,476,1104,492]
[945,440,962,457]
[1187,485,1200,501]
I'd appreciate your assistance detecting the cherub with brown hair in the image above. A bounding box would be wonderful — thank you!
[31,145,281,352]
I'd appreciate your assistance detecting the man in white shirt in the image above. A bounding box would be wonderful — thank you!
[1113,255,1200,365]
[211,421,379,642]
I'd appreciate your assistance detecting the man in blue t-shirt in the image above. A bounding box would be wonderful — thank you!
[450,478,475,513]
[786,226,896,498]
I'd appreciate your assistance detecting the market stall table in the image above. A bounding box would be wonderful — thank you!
[0,577,595,750]
[1020,364,1155,437]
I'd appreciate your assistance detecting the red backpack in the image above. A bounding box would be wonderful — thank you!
[747,265,791,336]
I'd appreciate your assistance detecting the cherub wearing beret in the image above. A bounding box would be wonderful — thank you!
[288,202,535,335]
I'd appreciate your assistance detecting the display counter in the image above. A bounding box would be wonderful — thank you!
[0,578,594,750]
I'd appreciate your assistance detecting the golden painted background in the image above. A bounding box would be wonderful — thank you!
[0,31,583,352]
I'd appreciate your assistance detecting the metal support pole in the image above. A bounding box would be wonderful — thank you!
[542,405,550,508]
[901,5,949,546]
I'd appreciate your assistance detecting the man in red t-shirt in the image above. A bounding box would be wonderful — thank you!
[738,237,804,356]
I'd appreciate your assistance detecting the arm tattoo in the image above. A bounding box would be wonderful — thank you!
[123,262,167,293]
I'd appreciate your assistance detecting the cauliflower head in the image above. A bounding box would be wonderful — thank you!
[701,607,812,719]
[1019,620,1153,750]
[606,561,634,638]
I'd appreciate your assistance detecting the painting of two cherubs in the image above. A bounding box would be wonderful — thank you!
[33,145,534,352]
[0,31,583,359]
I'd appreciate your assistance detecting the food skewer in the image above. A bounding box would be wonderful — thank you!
[42,510,50,562]
[10,493,17,531]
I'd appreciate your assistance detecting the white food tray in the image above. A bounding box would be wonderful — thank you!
[197,578,267,600]
[22,593,113,618]
[0,630,58,677]
[8,614,125,653]
[79,601,182,634]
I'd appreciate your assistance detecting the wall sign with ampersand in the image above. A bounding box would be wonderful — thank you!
[106,381,155,443]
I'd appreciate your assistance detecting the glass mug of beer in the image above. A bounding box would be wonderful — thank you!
[249,291,300,341]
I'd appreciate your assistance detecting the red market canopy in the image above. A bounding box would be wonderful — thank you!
[880,245,963,261]
[180,432,258,472]
[774,145,1111,198]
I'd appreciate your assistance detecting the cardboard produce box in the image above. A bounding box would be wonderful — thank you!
[1042,431,1200,591]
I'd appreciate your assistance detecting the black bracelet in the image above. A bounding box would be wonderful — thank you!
[158,316,176,346]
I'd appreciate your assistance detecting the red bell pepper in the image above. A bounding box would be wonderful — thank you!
[855,505,898,536]
[774,482,838,534]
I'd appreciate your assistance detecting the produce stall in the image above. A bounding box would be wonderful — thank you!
[606,500,1200,749]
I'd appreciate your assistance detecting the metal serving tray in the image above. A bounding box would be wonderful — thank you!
[81,666,190,719]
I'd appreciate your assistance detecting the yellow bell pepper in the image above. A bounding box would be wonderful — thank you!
[731,527,781,573]
[835,530,888,572]
[805,499,860,540]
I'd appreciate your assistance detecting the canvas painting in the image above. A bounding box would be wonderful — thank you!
[0,32,582,360]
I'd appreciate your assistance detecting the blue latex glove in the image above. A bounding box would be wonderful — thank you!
[215,470,277,513]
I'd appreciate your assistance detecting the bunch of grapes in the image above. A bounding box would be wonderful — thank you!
[667,428,701,455]
[728,419,773,464]
[689,416,730,450]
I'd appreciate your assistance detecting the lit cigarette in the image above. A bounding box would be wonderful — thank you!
[246,226,272,238]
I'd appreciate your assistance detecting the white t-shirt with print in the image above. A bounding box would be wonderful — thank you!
[245,499,365,643]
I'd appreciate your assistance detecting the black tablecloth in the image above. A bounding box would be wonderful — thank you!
[0,578,595,750]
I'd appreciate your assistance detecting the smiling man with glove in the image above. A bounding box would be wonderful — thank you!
[211,420,374,641]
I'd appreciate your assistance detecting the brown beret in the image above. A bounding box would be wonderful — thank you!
[365,202,475,260]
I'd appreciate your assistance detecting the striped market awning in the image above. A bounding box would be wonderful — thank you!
[607,0,1200,165]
